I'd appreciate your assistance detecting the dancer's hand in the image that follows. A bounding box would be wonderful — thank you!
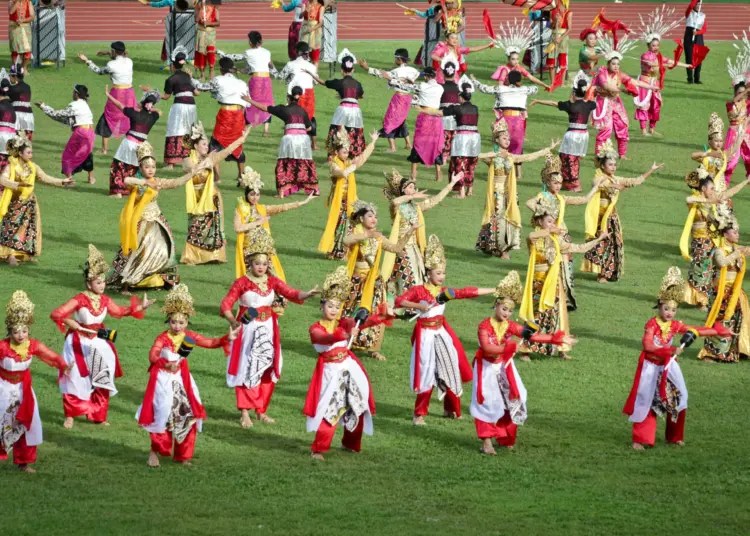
[418,302,432,312]
[549,138,561,150]
[369,130,380,142]
[240,126,251,141]
[302,286,321,300]
[562,335,577,347]
[104,84,109,96]
[650,162,664,172]
[450,171,464,185]
[34,101,44,108]
[412,189,429,199]
[673,346,684,357]
[302,193,316,205]
[228,324,240,341]
[357,59,369,70]
[141,293,156,310]
[77,52,89,63]
[61,178,76,188]
[63,362,75,377]
[349,326,360,340]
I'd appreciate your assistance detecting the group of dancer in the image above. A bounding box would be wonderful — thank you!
[2,2,750,471]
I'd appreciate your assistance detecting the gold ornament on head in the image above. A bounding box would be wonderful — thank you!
[6,133,30,158]
[183,121,207,149]
[351,199,377,218]
[492,118,509,138]
[383,168,411,200]
[530,195,559,226]
[595,139,619,164]
[243,226,276,258]
[84,244,109,281]
[541,153,563,185]
[238,166,264,193]
[331,126,351,151]
[685,166,711,190]
[136,141,156,163]
[710,210,739,236]
[162,284,195,318]
[424,234,447,271]
[5,290,34,331]
[494,270,523,306]
[708,112,724,140]
[321,265,351,304]
[657,266,685,306]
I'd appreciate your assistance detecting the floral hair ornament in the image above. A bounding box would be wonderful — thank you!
[6,133,30,158]
[595,138,619,166]
[530,195,559,226]
[183,121,207,149]
[331,126,351,151]
[338,48,356,70]
[238,166,264,193]
[684,166,711,190]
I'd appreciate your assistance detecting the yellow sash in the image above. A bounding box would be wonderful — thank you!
[119,186,157,255]
[520,235,562,322]
[235,201,286,281]
[380,204,426,281]
[346,225,383,312]
[703,154,727,186]
[706,243,746,326]
[679,204,698,261]
[0,157,36,218]
[185,151,216,215]
[584,173,619,239]
[318,157,358,253]
[482,159,520,227]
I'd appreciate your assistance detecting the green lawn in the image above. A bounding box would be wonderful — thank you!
[4,40,750,535]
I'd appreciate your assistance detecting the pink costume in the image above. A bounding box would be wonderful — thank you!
[592,66,638,157]
[724,99,750,183]
[490,64,531,86]
[431,42,469,84]
[634,51,662,131]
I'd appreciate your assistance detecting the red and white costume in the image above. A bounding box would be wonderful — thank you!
[50,293,144,423]
[491,64,531,86]
[220,276,304,414]
[0,338,66,466]
[395,285,476,417]
[136,330,228,462]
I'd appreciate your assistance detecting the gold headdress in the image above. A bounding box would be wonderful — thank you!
[530,195,559,225]
[243,226,276,258]
[351,199,377,218]
[6,133,30,158]
[541,153,563,185]
[182,121,207,149]
[383,168,412,200]
[331,126,351,151]
[5,290,34,331]
[685,166,712,190]
[708,112,724,139]
[492,118,509,138]
[595,139,619,164]
[321,266,351,304]
[238,166,264,193]
[84,244,109,281]
[136,141,156,163]
[162,284,195,319]
[494,270,523,306]
[709,210,739,236]
[657,266,685,306]
[424,234,446,271]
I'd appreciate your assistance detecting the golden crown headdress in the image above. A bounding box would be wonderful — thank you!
[383,168,411,200]
[424,234,447,271]
[182,121,207,149]
[5,290,34,330]
[351,199,377,218]
[492,118,509,138]
[238,166,264,193]
[6,133,30,157]
[708,112,724,139]
[685,166,712,190]
[243,226,276,258]
[331,126,351,151]
[84,244,110,281]
[494,270,523,306]
[657,266,685,305]
[162,284,195,318]
[321,266,351,303]
[595,138,619,163]
[136,141,155,162]
[530,195,559,225]
[541,153,563,185]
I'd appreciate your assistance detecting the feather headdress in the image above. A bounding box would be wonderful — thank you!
[636,4,682,44]
[5,290,34,331]
[494,18,534,57]
[732,28,750,57]
[596,30,637,62]
[657,266,685,306]
[727,52,750,87]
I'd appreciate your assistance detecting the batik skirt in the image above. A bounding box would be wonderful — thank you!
[521,276,568,357]
[326,104,365,158]
[699,286,750,363]
[342,270,387,352]
[181,192,227,265]
[475,187,521,257]
[0,195,39,261]
[684,236,714,308]
[386,242,425,311]
[276,131,318,197]
[582,212,624,282]
[326,194,351,261]
[164,103,197,165]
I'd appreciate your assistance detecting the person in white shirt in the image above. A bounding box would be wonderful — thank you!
[275,41,319,149]
[78,41,135,155]
[218,30,276,136]
[360,48,419,153]
[684,0,706,84]
[36,85,96,184]
[192,57,249,182]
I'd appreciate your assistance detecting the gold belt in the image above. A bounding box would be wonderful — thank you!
[502,110,523,117]
[421,107,439,113]
[113,84,132,89]
[220,104,244,111]
[252,72,270,78]
[76,124,94,130]
[323,351,348,363]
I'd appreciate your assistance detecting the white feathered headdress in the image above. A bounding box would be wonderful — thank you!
[732,28,750,57]
[596,30,637,62]
[171,45,188,64]
[727,52,750,87]
[458,74,474,93]
[571,70,591,92]
[494,18,534,57]
[338,48,356,69]
[636,4,682,44]
[440,54,460,77]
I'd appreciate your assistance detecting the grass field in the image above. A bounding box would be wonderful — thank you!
[4,40,750,535]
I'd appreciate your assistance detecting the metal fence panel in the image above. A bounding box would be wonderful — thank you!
[32,6,62,67]
[165,9,196,62]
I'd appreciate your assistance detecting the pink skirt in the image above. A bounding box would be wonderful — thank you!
[382,93,411,134]
[504,114,526,155]
[412,113,444,166]
[246,76,273,126]
[104,87,136,138]
[62,127,96,175]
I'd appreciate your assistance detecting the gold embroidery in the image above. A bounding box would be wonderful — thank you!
[424,283,442,298]
[490,318,509,342]
[319,319,337,334]
[84,291,102,313]
[10,340,31,361]
[246,274,269,293]
[654,318,672,340]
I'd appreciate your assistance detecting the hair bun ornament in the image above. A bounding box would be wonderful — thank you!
[337,48,357,65]
[171,45,189,64]
[238,166,264,193]
[458,74,474,93]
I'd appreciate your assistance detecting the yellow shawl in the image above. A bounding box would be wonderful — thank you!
[584,171,619,239]
[703,154,727,187]
[318,156,358,253]
[0,157,36,218]
[185,150,216,215]
[706,241,746,326]
[380,203,426,281]
[235,200,286,281]
[483,157,520,227]
[520,234,562,322]
[346,224,382,312]
[679,195,717,261]
[119,185,157,255]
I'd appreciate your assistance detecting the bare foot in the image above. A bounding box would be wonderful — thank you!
[650,130,663,137]
[63,417,74,429]
[178,460,192,466]
[597,277,609,284]
[88,175,96,185]
[412,416,426,426]
[311,452,325,460]
[619,155,630,161]
[341,446,358,453]
[385,148,397,153]
[97,421,111,426]
[480,439,497,455]
[467,188,473,197]
[673,440,685,447]
[148,451,160,467]
[632,442,645,450]
[7,256,18,266]
[109,194,122,199]
[641,131,651,137]
[443,411,457,419]
[370,352,387,361]
[504,445,515,450]
[19,464,36,473]
[98,150,108,155]
[166,164,174,170]
[559,353,572,361]
[500,252,510,260]
[256,413,275,424]
[405,144,412,150]
[120,290,133,296]
[519,354,531,362]
[311,143,319,151]
[240,410,254,428]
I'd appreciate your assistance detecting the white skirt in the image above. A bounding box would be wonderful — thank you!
[628,360,688,423]
[113,137,141,167]
[15,111,34,132]
[331,105,363,129]
[59,333,119,399]
[0,378,42,447]
[470,359,527,424]
[135,369,203,434]
[451,131,481,158]
[226,318,281,388]
[409,327,463,396]
[165,103,197,138]
[442,115,457,131]
[560,130,589,157]
[278,133,314,160]
[0,130,15,155]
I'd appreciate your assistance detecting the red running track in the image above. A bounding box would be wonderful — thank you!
[0,2,747,42]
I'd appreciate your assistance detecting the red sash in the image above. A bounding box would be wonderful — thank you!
[138,359,205,426]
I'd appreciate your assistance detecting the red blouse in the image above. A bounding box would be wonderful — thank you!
[148,330,229,365]
[220,276,304,316]
[50,293,144,334]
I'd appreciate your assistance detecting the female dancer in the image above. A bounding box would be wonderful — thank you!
[137,284,236,467]
[582,140,662,283]
[281,0,306,61]
[491,20,548,88]
[476,120,556,259]
[79,41,135,155]
[471,271,575,454]
[162,47,198,168]
[107,142,209,292]
[221,226,319,428]
[546,1,572,86]
[529,72,596,191]
[0,80,17,171]
[8,0,34,72]
[435,80,479,197]
[318,128,378,260]
[691,113,745,191]
[0,291,71,473]
[382,169,461,309]
[305,266,390,460]
[195,0,220,80]
[578,28,600,79]
[698,213,750,363]
[50,245,155,429]
[436,61,460,183]
[275,42,319,149]
[300,0,323,65]
[9,64,33,140]
[105,86,161,198]
[520,197,606,359]
[37,85,96,185]
[245,86,318,197]
[723,74,750,184]
[680,167,748,309]
[0,135,74,265]
[430,32,493,84]
[395,235,495,425]
[343,200,414,361]
[218,30,275,136]
[623,267,731,449]
[180,124,250,265]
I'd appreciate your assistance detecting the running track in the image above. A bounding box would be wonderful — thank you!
[0,2,748,42]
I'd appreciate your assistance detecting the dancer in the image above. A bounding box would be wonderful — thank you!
[244,86,318,197]
[275,41,319,150]
[623,267,731,449]
[342,200,414,361]
[162,47,198,168]
[520,197,606,359]
[382,169,461,309]
[318,128,379,260]
[0,135,75,265]
[436,62,460,182]
[578,28,600,79]
[546,0,572,85]
[300,0,323,65]
[690,113,745,200]
[684,0,705,85]
[431,32,493,84]
[359,49,419,152]
[306,266,390,460]
[0,291,71,473]
[582,140,662,283]
[37,85,96,185]
[471,271,575,454]
[529,72,596,191]
[8,0,34,72]
[724,59,750,184]
[281,0,306,61]
[395,235,495,425]
[192,57,249,182]
[698,213,750,363]
[9,64,33,141]
[137,284,236,468]
[234,165,315,280]
[0,80,17,171]
[218,31,276,136]
[50,245,155,429]
[79,42,135,155]
[491,19,548,88]
[107,142,209,292]
[476,120,556,259]
[105,86,161,198]
[195,0,220,81]
[181,123,250,265]
[680,167,748,309]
